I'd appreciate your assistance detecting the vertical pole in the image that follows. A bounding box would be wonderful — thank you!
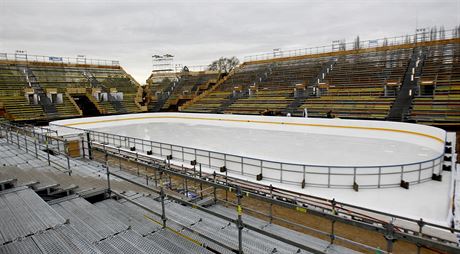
[160,178,167,228]
[213,171,217,204]
[416,219,424,254]
[225,170,228,201]
[24,133,28,152]
[236,186,244,254]
[86,132,92,160]
[199,164,203,199]
[136,153,139,176]
[81,136,86,159]
[16,131,20,149]
[34,137,38,158]
[118,148,122,170]
[269,184,273,224]
[105,145,111,193]
[385,220,395,254]
[46,140,50,166]
[184,165,188,198]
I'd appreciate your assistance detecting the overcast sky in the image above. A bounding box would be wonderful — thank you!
[1,0,459,83]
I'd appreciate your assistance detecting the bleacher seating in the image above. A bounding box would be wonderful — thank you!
[224,59,327,114]
[300,48,412,119]
[0,64,45,121]
[161,72,218,111]
[410,43,460,125]
[0,61,144,121]
[146,71,219,112]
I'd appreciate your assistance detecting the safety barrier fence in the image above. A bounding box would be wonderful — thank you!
[0,123,458,254]
[94,142,460,254]
[244,28,460,62]
[0,52,120,66]
[0,123,73,174]
[55,125,446,189]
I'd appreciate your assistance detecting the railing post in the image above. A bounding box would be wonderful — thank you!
[160,181,167,228]
[81,136,86,159]
[236,186,244,254]
[225,169,228,201]
[105,145,111,193]
[118,148,122,170]
[269,184,273,224]
[213,171,217,204]
[183,165,188,197]
[384,220,395,254]
[418,163,422,183]
[86,132,92,160]
[417,218,425,254]
[24,132,28,152]
[46,140,50,166]
[16,130,20,149]
[34,137,38,158]
[199,164,203,199]
[136,153,139,176]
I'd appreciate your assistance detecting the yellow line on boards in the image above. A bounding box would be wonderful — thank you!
[62,115,444,143]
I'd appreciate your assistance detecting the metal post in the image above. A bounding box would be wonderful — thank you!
[160,180,167,228]
[105,147,111,193]
[16,131,20,149]
[184,165,188,197]
[417,218,424,254]
[81,136,86,158]
[213,171,217,204]
[86,132,92,160]
[225,169,228,201]
[118,148,122,170]
[199,164,203,199]
[236,186,244,254]
[24,133,28,152]
[269,184,273,224]
[46,140,50,166]
[34,137,38,158]
[385,220,395,254]
[136,153,139,176]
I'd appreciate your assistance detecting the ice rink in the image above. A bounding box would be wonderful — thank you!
[51,113,454,226]
[95,121,440,167]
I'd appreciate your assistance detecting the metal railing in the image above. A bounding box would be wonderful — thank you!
[244,28,460,62]
[0,123,457,253]
[95,141,459,254]
[0,123,75,174]
[56,125,445,189]
[0,52,120,67]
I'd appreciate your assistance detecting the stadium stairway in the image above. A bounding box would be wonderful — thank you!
[388,47,427,121]
[19,66,59,117]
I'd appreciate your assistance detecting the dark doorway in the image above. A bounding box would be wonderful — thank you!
[72,95,101,116]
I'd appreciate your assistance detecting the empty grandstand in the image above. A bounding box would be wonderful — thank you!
[0,53,146,122]
[166,28,460,126]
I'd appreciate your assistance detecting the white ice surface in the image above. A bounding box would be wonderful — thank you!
[50,113,452,227]
[94,122,440,167]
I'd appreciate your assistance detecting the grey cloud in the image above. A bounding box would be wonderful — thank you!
[1,0,459,83]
